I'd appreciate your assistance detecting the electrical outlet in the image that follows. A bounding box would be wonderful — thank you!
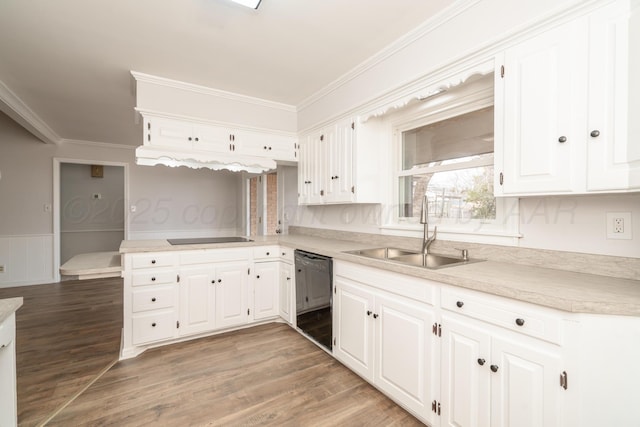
[614,218,624,233]
[607,212,632,240]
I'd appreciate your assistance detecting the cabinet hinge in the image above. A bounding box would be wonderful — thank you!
[248,268,250,275]
[147,122,151,130]
[247,308,250,316]
[500,65,505,78]
[351,186,355,194]
[334,286,336,294]
[147,133,151,142]
[176,320,180,329]
[177,274,180,283]
[351,121,355,130]
[431,400,441,415]
[333,337,336,346]
[560,371,568,390]
[432,323,441,337]
[499,172,504,186]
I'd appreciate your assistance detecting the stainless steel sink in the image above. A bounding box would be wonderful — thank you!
[345,247,480,269]
[391,253,467,269]
[347,247,418,260]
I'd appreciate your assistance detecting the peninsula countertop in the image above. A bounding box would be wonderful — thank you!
[120,235,640,317]
[0,297,23,324]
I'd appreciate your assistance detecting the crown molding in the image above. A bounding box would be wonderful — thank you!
[59,138,137,150]
[0,79,60,144]
[297,0,607,134]
[296,0,481,112]
[131,71,298,113]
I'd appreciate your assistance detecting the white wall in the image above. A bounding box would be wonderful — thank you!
[297,0,581,129]
[519,194,640,258]
[0,111,245,286]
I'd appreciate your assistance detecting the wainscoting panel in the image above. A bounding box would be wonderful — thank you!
[0,234,54,287]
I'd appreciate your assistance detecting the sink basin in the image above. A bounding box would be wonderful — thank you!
[346,247,419,260]
[391,253,467,269]
[345,247,480,269]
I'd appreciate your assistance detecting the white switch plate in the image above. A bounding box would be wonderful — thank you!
[606,212,632,240]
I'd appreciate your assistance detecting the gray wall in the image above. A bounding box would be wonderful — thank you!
[60,163,125,264]
[0,111,245,285]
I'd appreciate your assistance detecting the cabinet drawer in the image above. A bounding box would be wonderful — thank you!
[131,270,177,287]
[441,287,563,344]
[131,253,176,269]
[180,248,251,265]
[132,286,176,313]
[253,245,280,261]
[132,311,176,345]
[279,247,294,263]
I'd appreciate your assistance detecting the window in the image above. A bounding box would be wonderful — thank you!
[398,107,496,222]
[383,73,519,243]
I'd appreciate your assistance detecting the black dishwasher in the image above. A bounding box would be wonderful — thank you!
[294,250,332,351]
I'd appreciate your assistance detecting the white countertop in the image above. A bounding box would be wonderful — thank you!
[0,297,23,323]
[120,235,640,317]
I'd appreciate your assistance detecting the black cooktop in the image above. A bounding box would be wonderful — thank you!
[167,237,253,245]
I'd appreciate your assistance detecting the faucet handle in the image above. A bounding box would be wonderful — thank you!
[455,248,469,261]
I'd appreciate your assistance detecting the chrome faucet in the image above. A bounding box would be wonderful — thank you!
[420,195,437,254]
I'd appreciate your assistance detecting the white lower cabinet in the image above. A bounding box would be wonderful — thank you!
[334,275,437,425]
[178,265,216,336]
[214,262,250,329]
[278,261,294,324]
[178,261,250,335]
[441,314,563,427]
[253,261,279,321]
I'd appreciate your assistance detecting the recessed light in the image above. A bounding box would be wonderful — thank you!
[230,0,261,9]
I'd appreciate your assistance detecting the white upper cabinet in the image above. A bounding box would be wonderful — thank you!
[495,0,640,196]
[298,117,382,205]
[586,0,640,191]
[496,18,586,195]
[141,113,298,163]
[237,129,298,162]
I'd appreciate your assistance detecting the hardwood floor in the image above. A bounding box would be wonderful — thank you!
[0,278,123,427]
[1,279,423,426]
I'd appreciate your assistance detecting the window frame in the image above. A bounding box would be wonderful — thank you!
[380,77,520,245]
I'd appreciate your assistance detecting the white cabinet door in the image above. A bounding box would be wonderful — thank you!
[441,315,491,427]
[146,117,194,149]
[326,118,355,203]
[498,19,586,195]
[375,292,436,424]
[215,262,249,329]
[193,124,235,153]
[237,129,297,162]
[586,1,640,191]
[253,262,279,321]
[490,336,563,427]
[278,262,294,324]
[333,277,375,382]
[178,266,216,336]
[298,134,313,204]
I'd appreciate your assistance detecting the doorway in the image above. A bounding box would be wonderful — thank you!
[248,172,279,236]
[53,158,129,282]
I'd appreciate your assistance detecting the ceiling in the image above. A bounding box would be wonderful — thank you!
[0,0,455,146]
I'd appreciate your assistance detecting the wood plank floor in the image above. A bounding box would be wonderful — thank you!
[0,278,123,427]
[1,278,424,426]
